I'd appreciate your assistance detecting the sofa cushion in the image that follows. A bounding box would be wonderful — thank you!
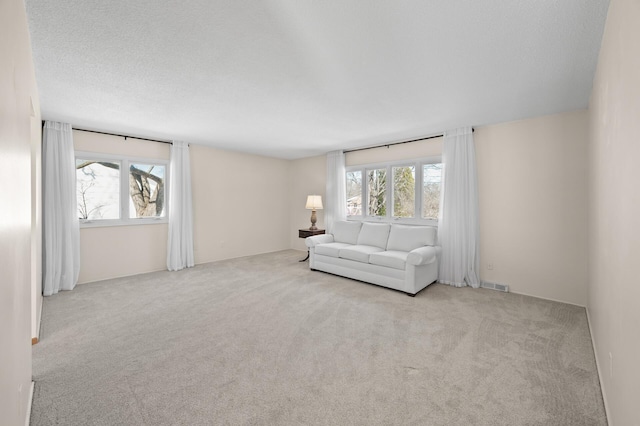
[369,251,408,270]
[386,225,437,252]
[331,220,362,244]
[332,221,363,245]
[315,242,352,258]
[356,222,391,249]
[338,245,384,263]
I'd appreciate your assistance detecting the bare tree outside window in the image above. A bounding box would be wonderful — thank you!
[129,163,165,218]
[367,168,386,216]
[76,159,166,221]
[77,181,105,219]
[347,160,442,222]
[76,160,120,220]
[346,171,362,215]
[422,163,442,219]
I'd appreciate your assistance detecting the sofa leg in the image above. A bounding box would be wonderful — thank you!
[407,292,416,297]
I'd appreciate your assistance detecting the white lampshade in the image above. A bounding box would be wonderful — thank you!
[305,195,323,210]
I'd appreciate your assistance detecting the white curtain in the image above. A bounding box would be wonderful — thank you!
[167,141,195,271]
[438,127,480,288]
[42,121,80,296]
[325,150,346,234]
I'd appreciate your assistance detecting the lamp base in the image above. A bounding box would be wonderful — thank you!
[309,210,318,230]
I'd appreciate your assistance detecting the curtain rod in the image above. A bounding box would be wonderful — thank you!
[72,127,173,145]
[343,128,474,154]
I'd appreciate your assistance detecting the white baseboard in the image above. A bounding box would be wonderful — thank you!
[507,289,586,308]
[586,307,611,426]
[36,297,43,340]
[26,381,34,426]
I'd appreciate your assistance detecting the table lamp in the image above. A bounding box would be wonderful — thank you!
[305,195,323,230]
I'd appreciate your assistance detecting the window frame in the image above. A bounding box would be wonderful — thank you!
[346,156,442,226]
[75,151,170,228]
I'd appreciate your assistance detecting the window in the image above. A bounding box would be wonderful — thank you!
[422,163,442,220]
[76,159,120,220]
[393,165,415,218]
[346,157,442,225]
[367,168,386,216]
[346,170,362,216]
[128,163,166,219]
[76,152,168,226]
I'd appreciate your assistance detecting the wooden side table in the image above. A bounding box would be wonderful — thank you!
[298,228,325,262]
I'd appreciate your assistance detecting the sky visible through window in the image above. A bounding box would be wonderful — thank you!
[76,160,120,220]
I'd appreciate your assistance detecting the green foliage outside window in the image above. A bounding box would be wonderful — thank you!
[393,166,415,217]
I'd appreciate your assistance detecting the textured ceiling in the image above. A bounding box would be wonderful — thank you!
[25,0,609,159]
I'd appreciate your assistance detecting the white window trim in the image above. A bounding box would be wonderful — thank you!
[346,156,441,226]
[75,151,170,228]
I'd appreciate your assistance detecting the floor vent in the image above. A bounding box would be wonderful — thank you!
[481,281,509,292]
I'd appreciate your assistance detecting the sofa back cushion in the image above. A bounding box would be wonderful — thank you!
[332,221,362,245]
[386,225,437,252]
[357,222,391,249]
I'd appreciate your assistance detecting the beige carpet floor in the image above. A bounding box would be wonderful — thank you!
[31,250,606,425]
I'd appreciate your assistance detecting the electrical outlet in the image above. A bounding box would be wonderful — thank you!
[487,263,494,270]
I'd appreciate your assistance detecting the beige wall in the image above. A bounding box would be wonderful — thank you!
[75,134,292,283]
[587,0,640,424]
[74,131,170,283]
[475,111,589,306]
[289,155,326,251]
[340,111,589,306]
[190,144,291,263]
[79,224,168,283]
[0,0,39,423]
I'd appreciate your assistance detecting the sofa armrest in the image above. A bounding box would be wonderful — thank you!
[305,234,334,248]
[407,246,438,266]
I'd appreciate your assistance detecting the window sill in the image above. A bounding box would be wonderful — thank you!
[79,218,168,228]
[347,216,438,227]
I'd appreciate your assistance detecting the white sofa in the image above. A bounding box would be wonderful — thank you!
[305,221,440,296]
